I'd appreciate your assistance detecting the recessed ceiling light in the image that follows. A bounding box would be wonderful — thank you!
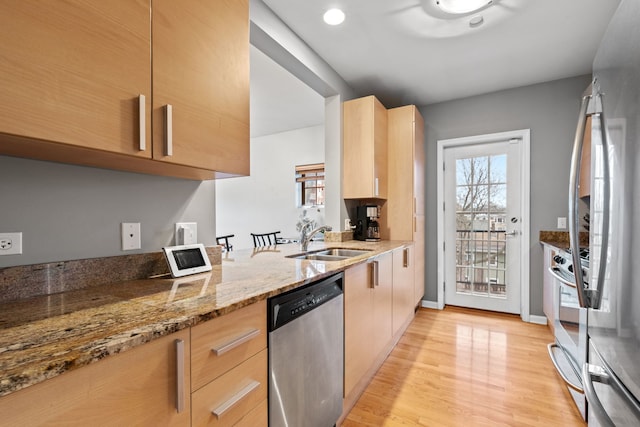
[323,8,345,26]
[436,0,492,15]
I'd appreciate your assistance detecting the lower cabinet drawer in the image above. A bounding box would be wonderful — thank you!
[234,399,267,427]
[191,301,267,391]
[192,349,267,427]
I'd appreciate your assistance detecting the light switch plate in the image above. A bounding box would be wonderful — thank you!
[557,217,567,229]
[175,222,197,245]
[121,223,141,251]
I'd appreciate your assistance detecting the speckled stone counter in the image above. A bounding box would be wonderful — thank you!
[0,240,408,397]
[539,230,589,250]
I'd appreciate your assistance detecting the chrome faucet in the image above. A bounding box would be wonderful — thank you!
[300,224,332,251]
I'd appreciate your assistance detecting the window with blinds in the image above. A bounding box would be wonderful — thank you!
[295,163,325,207]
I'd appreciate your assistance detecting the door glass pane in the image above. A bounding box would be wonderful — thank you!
[490,154,507,183]
[455,154,508,298]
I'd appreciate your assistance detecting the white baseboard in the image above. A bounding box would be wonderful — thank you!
[420,300,440,310]
[529,315,548,325]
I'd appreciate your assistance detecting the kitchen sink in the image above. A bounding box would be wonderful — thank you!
[316,249,372,257]
[286,248,373,261]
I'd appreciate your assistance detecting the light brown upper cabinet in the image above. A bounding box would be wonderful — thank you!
[0,1,152,158]
[343,96,388,199]
[383,105,426,305]
[0,0,249,180]
[152,0,249,176]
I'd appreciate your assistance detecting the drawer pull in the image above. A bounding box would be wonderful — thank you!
[175,339,185,413]
[211,329,260,356]
[212,380,260,419]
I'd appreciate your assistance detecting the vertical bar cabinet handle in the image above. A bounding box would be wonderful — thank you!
[138,94,146,151]
[370,260,379,288]
[165,104,173,156]
[175,338,185,413]
[403,247,409,268]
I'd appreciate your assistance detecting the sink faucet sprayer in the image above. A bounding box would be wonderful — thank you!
[300,224,332,251]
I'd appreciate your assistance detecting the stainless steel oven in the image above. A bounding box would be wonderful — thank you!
[547,248,589,420]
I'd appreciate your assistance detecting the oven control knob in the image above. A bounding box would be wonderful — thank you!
[568,264,574,273]
[553,255,566,264]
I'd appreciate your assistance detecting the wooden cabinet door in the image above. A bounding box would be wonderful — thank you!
[0,329,191,426]
[385,105,425,239]
[344,262,374,398]
[414,108,426,216]
[414,216,425,306]
[372,252,393,356]
[0,0,151,157]
[392,246,415,336]
[343,96,388,199]
[385,105,425,307]
[152,0,249,175]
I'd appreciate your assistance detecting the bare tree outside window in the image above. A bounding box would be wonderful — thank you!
[455,155,508,297]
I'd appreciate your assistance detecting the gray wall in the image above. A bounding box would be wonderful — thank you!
[420,74,592,316]
[0,156,216,268]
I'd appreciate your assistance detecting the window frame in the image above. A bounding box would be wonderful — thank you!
[295,163,325,207]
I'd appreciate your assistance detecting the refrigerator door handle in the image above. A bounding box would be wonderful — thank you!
[569,94,591,308]
[583,361,640,427]
[583,363,616,427]
[590,90,611,310]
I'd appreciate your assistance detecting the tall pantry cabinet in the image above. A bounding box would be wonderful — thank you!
[383,105,426,306]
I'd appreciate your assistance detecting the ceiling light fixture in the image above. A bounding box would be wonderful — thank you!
[436,0,492,15]
[469,15,484,27]
[323,8,345,26]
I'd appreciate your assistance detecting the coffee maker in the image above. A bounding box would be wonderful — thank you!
[354,205,381,241]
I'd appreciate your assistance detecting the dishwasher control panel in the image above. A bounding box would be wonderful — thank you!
[268,272,343,331]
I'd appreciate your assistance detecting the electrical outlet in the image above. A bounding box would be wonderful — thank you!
[175,222,197,245]
[0,232,22,255]
[557,217,567,229]
[121,223,141,251]
[344,219,351,231]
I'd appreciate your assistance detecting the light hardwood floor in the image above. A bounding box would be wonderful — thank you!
[343,306,586,426]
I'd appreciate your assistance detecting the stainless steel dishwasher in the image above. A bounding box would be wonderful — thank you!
[268,272,344,427]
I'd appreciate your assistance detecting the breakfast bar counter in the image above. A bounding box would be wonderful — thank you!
[0,240,408,397]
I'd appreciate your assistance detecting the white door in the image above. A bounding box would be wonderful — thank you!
[443,139,523,313]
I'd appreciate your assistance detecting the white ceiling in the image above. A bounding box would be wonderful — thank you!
[250,46,325,137]
[250,0,620,137]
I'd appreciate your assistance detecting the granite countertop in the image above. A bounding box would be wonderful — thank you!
[539,230,589,250]
[0,240,408,397]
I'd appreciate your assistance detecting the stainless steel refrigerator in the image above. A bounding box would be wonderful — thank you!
[569,0,640,424]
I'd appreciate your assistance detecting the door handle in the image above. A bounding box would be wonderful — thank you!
[505,230,518,236]
[569,94,591,308]
[590,89,611,310]
[175,339,185,413]
[138,94,146,151]
[165,104,173,156]
[547,343,583,393]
